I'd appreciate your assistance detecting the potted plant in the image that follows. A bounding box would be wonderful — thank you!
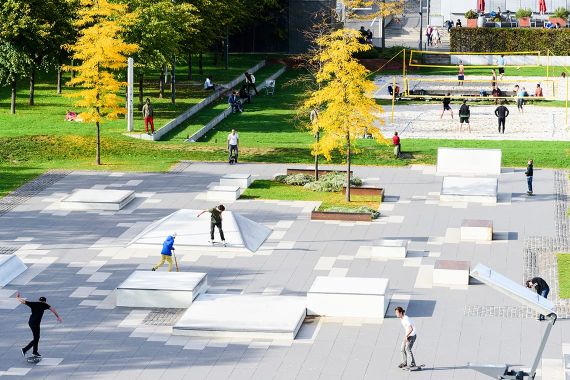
[465,9,478,28]
[550,7,569,27]
[516,8,532,27]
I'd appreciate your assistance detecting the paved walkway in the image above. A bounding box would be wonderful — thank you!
[0,162,568,379]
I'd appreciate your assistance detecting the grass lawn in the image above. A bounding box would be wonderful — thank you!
[557,253,570,299]
[241,180,380,211]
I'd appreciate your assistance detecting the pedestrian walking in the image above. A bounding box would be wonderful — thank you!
[16,292,62,358]
[491,68,497,89]
[458,60,465,86]
[440,93,453,119]
[395,306,417,369]
[227,129,239,164]
[198,205,226,246]
[152,233,176,272]
[527,276,549,320]
[525,159,534,195]
[458,100,471,132]
[497,55,505,80]
[516,85,526,113]
[392,131,401,158]
[432,27,441,46]
[141,98,155,135]
[494,102,509,133]
[244,72,258,95]
[425,25,433,46]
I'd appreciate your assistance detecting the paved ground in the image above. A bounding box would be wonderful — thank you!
[0,162,568,379]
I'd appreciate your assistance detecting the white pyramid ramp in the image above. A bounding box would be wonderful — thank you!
[128,209,271,253]
[0,255,28,287]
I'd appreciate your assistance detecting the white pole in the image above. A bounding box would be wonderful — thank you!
[127,57,134,132]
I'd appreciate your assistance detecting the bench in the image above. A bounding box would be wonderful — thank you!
[433,260,470,286]
[461,219,493,241]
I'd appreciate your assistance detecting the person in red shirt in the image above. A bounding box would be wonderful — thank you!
[392,131,401,158]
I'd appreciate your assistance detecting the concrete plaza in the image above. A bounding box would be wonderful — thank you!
[0,161,568,379]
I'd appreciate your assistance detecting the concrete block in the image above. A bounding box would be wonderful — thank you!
[61,189,135,210]
[433,260,470,286]
[437,148,502,175]
[461,219,493,241]
[220,174,252,188]
[206,185,240,201]
[440,176,498,204]
[370,240,408,259]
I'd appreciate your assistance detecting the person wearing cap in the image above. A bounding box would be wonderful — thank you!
[16,292,62,358]
[152,233,176,272]
[198,205,226,246]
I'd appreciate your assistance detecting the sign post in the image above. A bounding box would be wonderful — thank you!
[127,57,134,132]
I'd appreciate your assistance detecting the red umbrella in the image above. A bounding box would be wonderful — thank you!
[539,0,547,15]
[477,0,485,13]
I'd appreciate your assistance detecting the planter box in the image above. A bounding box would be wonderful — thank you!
[342,186,385,201]
[467,19,478,28]
[518,17,531,27]
[311,209,372,222]
[286,168,353,176]
[549,17,567,27]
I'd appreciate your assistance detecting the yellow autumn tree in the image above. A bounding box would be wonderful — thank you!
[341,0,403,20]
[302,28,388,201]
[65,0,138,165]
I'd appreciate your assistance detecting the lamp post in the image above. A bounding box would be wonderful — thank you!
[418,0,423,50]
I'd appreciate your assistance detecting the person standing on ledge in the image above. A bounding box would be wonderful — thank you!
[198,205,226,246]
[152,233,176,272]
[392,131,401,158]
[527,277,549,320]
[525,159,534,196]
[16,292,62,358]
[395,306,417,369]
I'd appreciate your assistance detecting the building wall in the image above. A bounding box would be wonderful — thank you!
[289,0,336,53]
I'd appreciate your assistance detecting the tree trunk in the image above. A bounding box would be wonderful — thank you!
[10,78,16,114]
[138,73,144,109]
[346,133,351,202]
[71,59,75,86]
[314,132,319,180]
[171,59,176,105]
[199,53,203,75]
[57,66,62,94]
[188,51,192,80]
[159,70,165,98]
[96,121,101,165]
[213,47,218,66]
[29,68,35,106]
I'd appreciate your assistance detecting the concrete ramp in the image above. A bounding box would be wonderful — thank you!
[437,148,502,175]
[0,255,27,287]
[128,209,271,253]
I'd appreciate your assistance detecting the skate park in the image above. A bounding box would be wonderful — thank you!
[0,151,568,379]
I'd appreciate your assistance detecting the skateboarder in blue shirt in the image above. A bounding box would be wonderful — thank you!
[198,205,226,246]
[152,233,176,272]
[16,292,62,359]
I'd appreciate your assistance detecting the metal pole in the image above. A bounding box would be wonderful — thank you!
[418,0,423,50]
[381,0,385,49]
[391,76,396,123]
[127,57,134,132]
[171,56,176,104]
[566,76,568,129]
[427,0,430,26]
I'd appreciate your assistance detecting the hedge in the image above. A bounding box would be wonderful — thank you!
[450,28,570,54]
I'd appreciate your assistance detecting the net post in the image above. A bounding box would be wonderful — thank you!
[391,76,396,123]
[566,77,568,130]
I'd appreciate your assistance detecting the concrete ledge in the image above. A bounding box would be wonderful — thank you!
[173,294,306,340]
[461,219,493,241]
[0,255,28,287]
[61,189,135,210]
[342,186,385,201]
[220,174,252,188]
[311,209,372,222]
[370,240,408,259]
[206,185,241,201]
[433,260,470,286]
[441,176,498,204]
[307,276,389,320]
[437,148,502,175]
[116,271,207,308]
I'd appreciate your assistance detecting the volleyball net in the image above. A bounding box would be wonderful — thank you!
[408,50,543,69]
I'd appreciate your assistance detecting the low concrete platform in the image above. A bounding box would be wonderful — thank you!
[436,148,502,175]
[307,276,389,320]
[461,219,493,241]
[440,176,498,204]
[0,255,27,287]
[370,240,408,259]
[433,260,470,286]
[61,189,135,210]
[116,271,208,308]
[220,174,252,188]
[206,185,241,201]
[173,294,306,340]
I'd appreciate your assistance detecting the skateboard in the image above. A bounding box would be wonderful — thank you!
[26,356,42,364]
[402,364,425,371]
[210,241,228,247]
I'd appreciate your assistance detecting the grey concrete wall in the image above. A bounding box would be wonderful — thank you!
[289,0,336,53]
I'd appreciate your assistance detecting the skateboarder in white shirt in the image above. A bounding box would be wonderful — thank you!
[227,129,239,164]
[395,306,418,369]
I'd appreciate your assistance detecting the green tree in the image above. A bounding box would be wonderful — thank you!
[0,43,31,114]
[301,29,387,201]
[65,0,138,165]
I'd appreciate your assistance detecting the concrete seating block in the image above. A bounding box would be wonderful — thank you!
[437,148,502,175]
[220,174,252,188]
[206,185,240,201]
[173,294,306,340]
[433,260,470,286]
[0,255,27,287]
[461,219,493,241]
[307,276,390,320]
[440,176,498,204]
[116,271,207,308]
[61,189,135,210]
[370,240,408,259]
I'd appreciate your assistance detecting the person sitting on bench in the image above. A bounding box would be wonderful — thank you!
[228,91,243,113]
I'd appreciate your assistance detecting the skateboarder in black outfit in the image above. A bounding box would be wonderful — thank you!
[16,292,62,358]
[198,205,226,246]
[527,277,549,320]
